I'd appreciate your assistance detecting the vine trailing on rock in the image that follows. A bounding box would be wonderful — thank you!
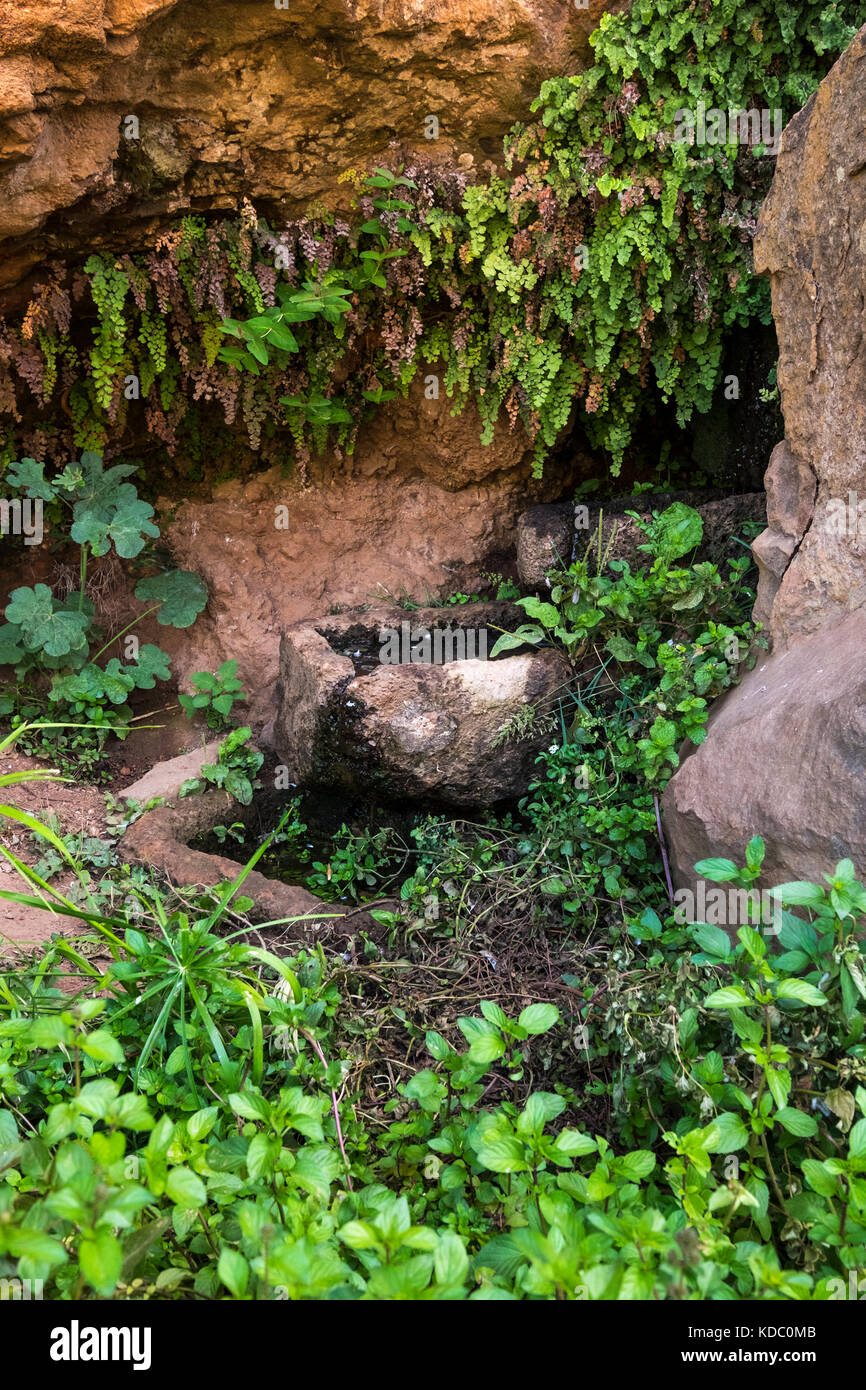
[0,0,859,480]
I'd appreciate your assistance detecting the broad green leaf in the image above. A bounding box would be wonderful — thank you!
[693,856,738,883]
[744,835,765,872]
[703,1111,749,1152]
[6,1227,67,1264]
[71,495,159,559]
[456,1016,500,1042]
[775,1107,819,1138]
[0,623,25,665]
[519,597,561,628]
[551,1129,597,1157]
[801,1159,839,1197]
[425,1030,453,1061]
[468,1032,506,1064]
[479,1000,509,1029]
[691,922,732,958]
[770,881,826,907]
[434,1231,469,1287]
[5,585,90,658]
[134,570,209,627]
[703,986,751,1009]
[217,1247,249,1298]
[166,1166,207,1208]
[228,1089,270,1122]
[775,979,828,1007]
[128,644,172,689]
[518,1003,560,1034]
[848,1118,866,1161]
[75,1078,117,1119]
[476,1136,530,1173]
[60,453,138,511]
[246,1131,280,1181]
[617,1149,656,1180]
[339,1221,380,1251]
[605,633,639,662]
[489,626,545,657]
[79,1229,123,1296]
[6,457,57,501]
[766,1066,791,1111]
[78,1028,124,1064]
[292,1146,341,1199]
[517,1091,566,1135]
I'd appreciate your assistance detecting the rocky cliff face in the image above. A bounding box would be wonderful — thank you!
[0,0,617,302]
[663,24,866,896]
[751,23,866,647]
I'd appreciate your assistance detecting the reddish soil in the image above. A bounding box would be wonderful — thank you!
[0,712,209,983]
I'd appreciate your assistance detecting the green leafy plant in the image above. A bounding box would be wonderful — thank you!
[0,453,207,769]
[179,660,247,730]
[179,728,264,806]
[486,505,763,914]
[306,824,400,903]
[3,834,866,1301]
[219,278,354,374]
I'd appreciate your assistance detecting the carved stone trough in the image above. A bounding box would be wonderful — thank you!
[274,601,572,806]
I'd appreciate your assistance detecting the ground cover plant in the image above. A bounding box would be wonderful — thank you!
[2,817,866,1300]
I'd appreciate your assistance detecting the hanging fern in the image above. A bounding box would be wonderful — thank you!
[0,1,859,478]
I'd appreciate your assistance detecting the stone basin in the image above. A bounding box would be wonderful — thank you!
[274,601,572,806]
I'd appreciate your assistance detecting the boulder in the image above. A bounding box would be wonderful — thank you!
[121,740,222,804]
[274,601,572,804]
[661,608,866,892]
[751,440,818,631]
